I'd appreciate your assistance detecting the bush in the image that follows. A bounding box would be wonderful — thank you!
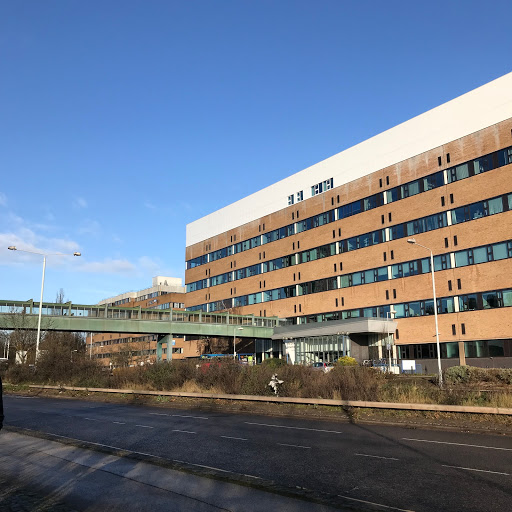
[327,366,384,401]
[336,356,357,366]
[5,364,34,384]
[496,369,512,385]
[261,358,287,369]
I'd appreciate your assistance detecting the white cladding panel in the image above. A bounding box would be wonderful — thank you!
[186,73,512,247]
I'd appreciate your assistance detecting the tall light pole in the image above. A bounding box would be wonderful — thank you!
[406,238,443,387]
[386,309,395,373]
[233,326,243,360]
[8,246,81,363]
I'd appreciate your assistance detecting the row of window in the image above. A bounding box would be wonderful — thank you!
[311,177,334,196]
[397,339,512,360]
[187,144,512,269]
[289,287,512,326]
[94,349,158,359]
[150,302,185,309]
[340,239,512,288]
[186,193,511,295]
[288,190,304,205]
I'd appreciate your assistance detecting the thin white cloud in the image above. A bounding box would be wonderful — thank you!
[78,258,136,275]
[78,219,101,237]
[0,192,7,207]
[144,202,157,210]
[74,197,88,209]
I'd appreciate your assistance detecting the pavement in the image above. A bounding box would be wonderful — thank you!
[0,430,346,512]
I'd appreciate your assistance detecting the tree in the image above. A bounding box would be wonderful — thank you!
[5,307,38,365]
[55,288,66,304]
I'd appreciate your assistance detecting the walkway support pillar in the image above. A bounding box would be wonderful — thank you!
[157,334,173,362]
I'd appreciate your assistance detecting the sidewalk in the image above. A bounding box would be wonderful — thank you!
[0,430,343,512]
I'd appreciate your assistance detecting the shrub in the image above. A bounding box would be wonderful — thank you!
[336,356,357,366]
[444,365,473,384]
[328,366,384,401]
[261,358,287,369]
[496,369,512,385]
[4,364,34,384]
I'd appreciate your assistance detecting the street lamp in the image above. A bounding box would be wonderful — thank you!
[406,238,443,387]
[233,327,244,360]
[8,246,81,363]
[386,309,395,373]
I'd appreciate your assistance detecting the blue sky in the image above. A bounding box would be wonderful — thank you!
[1,0,511,305]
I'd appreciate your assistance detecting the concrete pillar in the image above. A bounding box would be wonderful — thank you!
[458,341,466,366]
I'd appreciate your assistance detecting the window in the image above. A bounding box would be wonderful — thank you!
[438,156,442,166]
[288,195,294,205]
[296,191,304,202]
[441,196,445,207]
[311,178,333,196]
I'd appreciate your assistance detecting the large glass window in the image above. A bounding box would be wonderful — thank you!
[459,294,478,311]
[486,197,504,215]
[472,246,488,264]
[438,297,455,314]
[482,292,499,309]
[493,242,509,260]
[454,250,470,267]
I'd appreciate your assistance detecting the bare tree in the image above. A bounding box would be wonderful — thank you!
[6,307,38,365]
[55,288,66,304]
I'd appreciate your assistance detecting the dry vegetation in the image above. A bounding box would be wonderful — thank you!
[4,357,512,408]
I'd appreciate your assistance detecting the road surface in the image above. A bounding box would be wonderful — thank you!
[3,394,512,511]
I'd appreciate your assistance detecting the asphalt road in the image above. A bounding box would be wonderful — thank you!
[4,394,512,512]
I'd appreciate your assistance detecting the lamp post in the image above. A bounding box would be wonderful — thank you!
[386,310,395,373]
[406,238,443,387]
[8,246,81,363]
[233,327,243,360]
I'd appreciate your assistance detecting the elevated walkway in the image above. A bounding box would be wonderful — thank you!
[0,300,278,361]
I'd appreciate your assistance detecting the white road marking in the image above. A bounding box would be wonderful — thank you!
[11,396,38,399]
[244,474,261,479]
[245,422,342,434]
[187,463,231,473]
[149,412,208,420]
[442,464,509,476]
[403,438,512,451]
[278,443,311,449]
[112,421,126,425]
[135,424,154,429]
[337,494,415,511]
[355,453,399,461]
[84,417,99,421]
[172,429,196,434]
[221,435,247,441]
[173,414,208,420]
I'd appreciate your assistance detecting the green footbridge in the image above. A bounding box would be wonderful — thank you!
[0,299,280,361]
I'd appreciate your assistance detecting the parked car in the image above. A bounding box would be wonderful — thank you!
[311,362,334,372]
